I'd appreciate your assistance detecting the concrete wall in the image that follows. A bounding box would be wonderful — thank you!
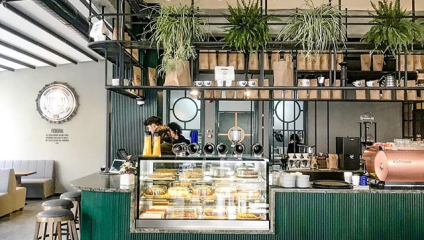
[0,61,108,193]
[307,102,403,153]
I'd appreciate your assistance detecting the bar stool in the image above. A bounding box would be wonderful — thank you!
[42,199,74,211]
[33,209,78,240]
[60,192,81,226]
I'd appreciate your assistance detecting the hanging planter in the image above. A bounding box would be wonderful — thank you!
[277,0,346,59]
[363,0,424,57]
[224,0,277,53]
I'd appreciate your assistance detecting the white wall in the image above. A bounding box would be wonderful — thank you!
[0,61,108,193]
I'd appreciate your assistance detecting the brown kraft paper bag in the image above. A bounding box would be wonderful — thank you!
[204,81,214,99]
[259,79,270,99]
[373,55,384,71]
[369,80,380,100]
[228,53,237,68]
[132,66,142,86]
[360,54,371,71]
[208,50,217,70]
[320,79,331,99]
[313,54,321,70]
[263,52,270,70]
[148,67,157,86]
[407,80,417,100]
[308,79,318,99]
[270,51,280,70]
[273,60,294,99]
[235,88,245,99]
[297,53,307,70]
[217,51,228,66]
[396,81,405,101]
[336,54,344,70]
[248,79,259,99]
[398,55,414,71]
[213,81,222,99]
[413,55,422,70]
[199,51,209,69]
[321,54,330,70]
[332,80,342,99]
[164,61,191,86]
[306,57,313,70]
[297,81,308,99]
[355,80,366,100]
[381,89,391,100]
[225,82,235,99]
[249,53,259,70]
[237,53,245,70]
[327,154,339,170]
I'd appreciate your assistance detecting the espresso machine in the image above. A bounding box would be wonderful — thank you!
[363,146,424,189]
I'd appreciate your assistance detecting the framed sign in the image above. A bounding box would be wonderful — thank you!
[36,82,78,123]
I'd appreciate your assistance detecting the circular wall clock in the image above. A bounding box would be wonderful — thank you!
[36,82,78,123]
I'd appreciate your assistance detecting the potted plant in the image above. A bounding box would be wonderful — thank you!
[277,0,346,59]
[224,0,276,53]
[363,0,424,56]
[149,4,208,75]
[119,162,137,185]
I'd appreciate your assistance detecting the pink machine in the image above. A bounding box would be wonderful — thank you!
[363,147,424,188]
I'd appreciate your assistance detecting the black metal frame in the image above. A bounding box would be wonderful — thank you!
[0,40,57,67]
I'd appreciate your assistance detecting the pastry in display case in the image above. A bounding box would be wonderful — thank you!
[136,156,269,231]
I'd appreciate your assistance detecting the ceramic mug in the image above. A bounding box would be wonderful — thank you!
[194,81,203,87]
[112,78,120,86]
[123,79,130,86]
[298,79,310,87]
[216,80,224,87]
[352,80,363,87]
[237,81,248,87]
[225,80,233,87]
[248,80,256,87]
[203,81,212,87]
[366,81,374,87]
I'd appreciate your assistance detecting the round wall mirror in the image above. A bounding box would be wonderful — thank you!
[172,97,198,122]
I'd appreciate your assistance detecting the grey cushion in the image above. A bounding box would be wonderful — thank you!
[60,191,81,199]
[42,199,73,209]
[0,160,54,179]
[38,209,74,218]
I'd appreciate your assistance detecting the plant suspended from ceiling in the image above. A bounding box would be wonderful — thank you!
[148,4,208,74]
[224,0,278,52]
[277,0,346,59]
[363,0,424,57]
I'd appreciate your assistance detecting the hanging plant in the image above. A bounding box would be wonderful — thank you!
[363,0,424,56]
[149,4,208,74]
[224,0,277,52]
[277,0,346,59]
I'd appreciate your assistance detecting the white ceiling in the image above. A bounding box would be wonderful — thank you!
[0,0,100,72]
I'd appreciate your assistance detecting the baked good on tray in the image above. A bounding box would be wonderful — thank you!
[203,208,227,219]
[148,172,175,179]
[236,213,261,220]
[236,168,258,178]
[215,187,236,199]
[167,187,190,199]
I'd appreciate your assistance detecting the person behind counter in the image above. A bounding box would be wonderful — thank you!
[155,125,173,155]
[144,116,163,133]
[168,122,190,145]
[287,133,301,153]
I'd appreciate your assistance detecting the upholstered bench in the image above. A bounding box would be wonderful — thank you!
[0,160,54,199]
[0,169,26,217]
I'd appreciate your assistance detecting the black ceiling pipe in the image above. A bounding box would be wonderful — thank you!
[33,0,89,39]
[0,40,57,67]
[0,53,36,69]
[0,64,15,72]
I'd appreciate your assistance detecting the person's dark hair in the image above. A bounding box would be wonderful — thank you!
[156,126,172,143]
[290,134,300,143]
[168,122,182,135]
[144,116,162,126]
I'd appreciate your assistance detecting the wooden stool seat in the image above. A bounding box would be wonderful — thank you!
[34,209,78,240]
[42,199,74,210]
[60,192,81,228]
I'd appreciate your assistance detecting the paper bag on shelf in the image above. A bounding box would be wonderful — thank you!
[407,80,417,100]
[259,79,270,99]
[373,55,384,71]
[327,154,339,170]
[237,53,245,70]
[225,82,235,99]
[274,59,294,99]
[249,53,259,70]
[228,53,237,68]
[332,79,342,99]
[413,55,422,70]
[321,54,330,70]
[396,81,405,100]
[360,54,371,71]
[336,54,344,70]
[297,82,308,99]
[369,80,380,100]
[164,61,191,86]
[148,67,157,86]
[132,66,142,86]
[248,79,259,99]
[308,79,318,99]
[320,79,331,99]
[355,80,366,100]
[284,53,293,62]
[213,81,222,99]
[312,54,321,70]
[124,33,138,60]
[208,50,217,70]
[199,51,209,69]
[381,89,391,100]
[271,51,280,70]
[306,57,313,70]
[397,55,414,71]
[297,53,307,70]
[217,51,228,66]
[264,52,270,70]
[235,88,245,99]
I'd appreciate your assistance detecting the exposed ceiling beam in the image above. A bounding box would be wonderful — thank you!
[0,40,57,67]
[0,22,78,64]
[0,64,15,72]
[3,2,98,62]
[0,53,36,69]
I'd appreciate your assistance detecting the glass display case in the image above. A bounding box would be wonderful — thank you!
[136,156,269,231]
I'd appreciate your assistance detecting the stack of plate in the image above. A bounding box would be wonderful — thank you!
[296,175,310,188]
[281,174,297,188]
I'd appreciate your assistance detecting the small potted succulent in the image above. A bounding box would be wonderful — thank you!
[119,162,137,185]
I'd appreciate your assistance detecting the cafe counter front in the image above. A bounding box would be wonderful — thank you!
[70,157,424,240]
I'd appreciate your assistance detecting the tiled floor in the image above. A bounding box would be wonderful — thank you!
[0,199,50,240]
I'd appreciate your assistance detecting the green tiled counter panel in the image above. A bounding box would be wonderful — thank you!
[81,191,424,240]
